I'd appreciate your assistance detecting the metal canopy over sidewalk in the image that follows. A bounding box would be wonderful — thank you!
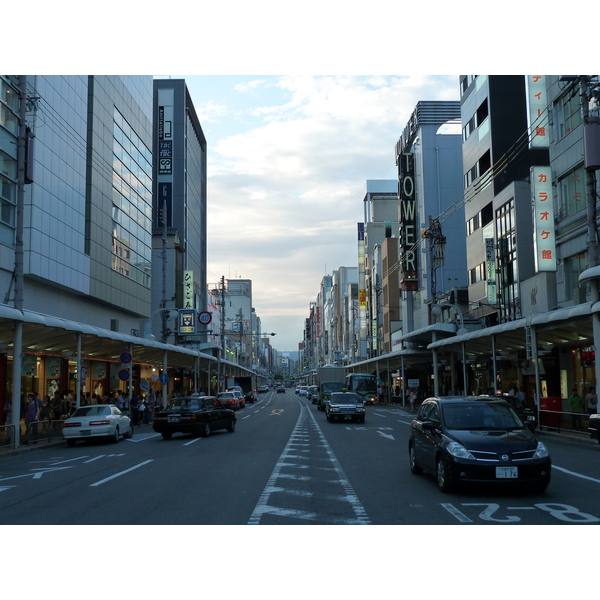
[0,304,252,376]
[428,302,594,356]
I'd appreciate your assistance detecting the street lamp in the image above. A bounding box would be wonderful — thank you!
[145,308,179,342]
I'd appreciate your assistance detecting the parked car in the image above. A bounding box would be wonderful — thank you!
[409,396,551,493]
[62,404,133,446]
[325,392,366,423]
[153,396,236,439]
[276,385,286,393]
[307,385,318,403]
[588,413,600,443]
[216,391,240,411]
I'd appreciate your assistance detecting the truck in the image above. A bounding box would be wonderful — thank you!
[229,375,256,404]
[316,365,347,411]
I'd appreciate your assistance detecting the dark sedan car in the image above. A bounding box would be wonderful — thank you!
[409,396,551,493]
[325,391,366,423]
[153,395,236,439]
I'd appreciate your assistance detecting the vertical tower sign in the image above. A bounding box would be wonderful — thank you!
[531,166,557,271]
[399,152,418,290]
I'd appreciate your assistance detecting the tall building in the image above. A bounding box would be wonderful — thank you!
[152,79,207,341]
[361,180,398,356]
[460,75,549,325]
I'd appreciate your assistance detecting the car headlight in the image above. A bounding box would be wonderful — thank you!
[331,406,340,412]
[533,441,549,459]
[446,441,475,460]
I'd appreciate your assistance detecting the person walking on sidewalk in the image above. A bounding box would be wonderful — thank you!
[569,387,583,431]
[586,386,598,416]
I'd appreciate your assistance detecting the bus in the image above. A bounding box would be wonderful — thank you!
[346,373,378,404]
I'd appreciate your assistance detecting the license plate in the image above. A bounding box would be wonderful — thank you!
[496,466,518,479]
[80,430,91,436]
[168,416,180,423]
[344,415,352,420]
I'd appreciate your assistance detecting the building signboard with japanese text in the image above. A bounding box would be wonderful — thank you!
[531,166,557,271]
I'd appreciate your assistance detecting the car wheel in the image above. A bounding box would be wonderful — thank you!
[436,455,454,492]
[409,443,423,475]
[112,427,120,443]
[201,421,211,437]
[161,431,172,440]
[124,424,134,439]
[227,419,236,433]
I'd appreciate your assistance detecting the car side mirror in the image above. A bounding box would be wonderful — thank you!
[422,420,435,431]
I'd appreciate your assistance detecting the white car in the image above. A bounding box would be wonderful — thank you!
[298,386,309,396]
[62,404,133,446]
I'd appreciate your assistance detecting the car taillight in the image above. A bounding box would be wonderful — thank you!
[89,420,110,426]
[63,422,81,428]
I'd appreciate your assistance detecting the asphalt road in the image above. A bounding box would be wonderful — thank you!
[1,389,600,525]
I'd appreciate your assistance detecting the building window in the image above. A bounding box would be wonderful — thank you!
[495,199,519,321]
[558,165,585,218]
[111,108,152,287]
[564,252,590,303]
[554,92,582,140]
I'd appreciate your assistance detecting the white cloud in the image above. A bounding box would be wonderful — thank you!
[205,75,460,349]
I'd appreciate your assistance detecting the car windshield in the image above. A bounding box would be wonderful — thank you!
[217,393,234,399]
[72,406,111,417]
[330,393,361,404]
[169,398,202,411]
[443,402,524,430]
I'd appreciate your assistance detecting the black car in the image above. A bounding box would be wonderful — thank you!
[409,396,551,493]
[153,395,236,439]
[325,392,366,423]
[588,413,600,443]
[276,385,286,393]
[498,393,538,430]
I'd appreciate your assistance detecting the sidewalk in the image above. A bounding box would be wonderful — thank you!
[0,423,154,458]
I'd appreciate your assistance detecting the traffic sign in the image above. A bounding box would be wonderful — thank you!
[198,311,212,325]
[159,373,169,384]
[178,309,197,334]
[118,369,130,381]
[120,352,132,363]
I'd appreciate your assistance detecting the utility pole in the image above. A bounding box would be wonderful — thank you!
[11,76,27,448]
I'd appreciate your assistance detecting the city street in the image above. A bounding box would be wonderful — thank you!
[1,389,599,526]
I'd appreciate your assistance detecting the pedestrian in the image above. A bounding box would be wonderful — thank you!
[585,386,598,415]
[568,387,583,431]
[409,389,416,412]
[39,395,54,433]
[114,391,125,411]
[24,393,40,443]
[137,397,147,425]
[130,394,140,425]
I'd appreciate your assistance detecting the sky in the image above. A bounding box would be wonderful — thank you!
[177,74,461,351]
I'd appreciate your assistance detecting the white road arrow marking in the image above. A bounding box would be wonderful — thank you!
[376,430,395,440]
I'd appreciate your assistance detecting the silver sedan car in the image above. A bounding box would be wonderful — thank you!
[62,404,134,446]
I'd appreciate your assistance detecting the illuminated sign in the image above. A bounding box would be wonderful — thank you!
[178,309,197,335]
[183,269,194,309]
[527,76,549,148]
[399,152,418,290]
[485,238,497,304]
[531,166,556,271]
